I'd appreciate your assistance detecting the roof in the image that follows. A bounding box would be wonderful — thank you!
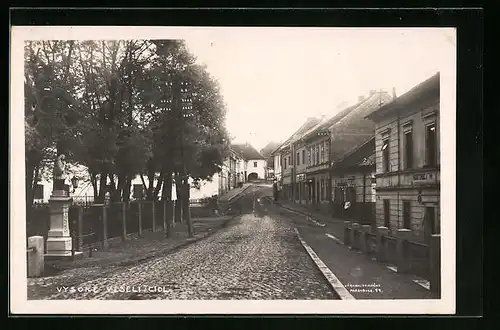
[366,72,440,121]
[230,143,265,160]
[332,137,375,170]
[270,117,321,155]
[328,91,392,162]
[299,101,365,142]
[260,141,281,159]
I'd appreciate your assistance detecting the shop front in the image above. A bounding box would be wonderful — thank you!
[295,173,307,204]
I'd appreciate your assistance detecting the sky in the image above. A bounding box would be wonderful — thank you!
[184,28,456,151]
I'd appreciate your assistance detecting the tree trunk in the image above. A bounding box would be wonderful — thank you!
[182,178,194,237]
[97,171,107,203]
[146,159,155,200]
[25,154,39,223]
[90,170,98,199]
[163,171,173,237]
[111,173,121,202]
[174,174,182,223]
[153,172,164,201]
[123,176,132,202]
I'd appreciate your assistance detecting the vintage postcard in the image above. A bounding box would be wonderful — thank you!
[10,26,456,314]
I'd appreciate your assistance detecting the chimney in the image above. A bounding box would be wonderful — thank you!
[392,87,397,100]
[358,95,365,103]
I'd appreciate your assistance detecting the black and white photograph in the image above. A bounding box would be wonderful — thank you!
[10,25,456,314]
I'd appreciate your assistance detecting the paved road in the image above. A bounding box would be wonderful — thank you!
[32,186,338,300]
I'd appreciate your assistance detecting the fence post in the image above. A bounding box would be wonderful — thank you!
[152,201,156,232]
[77,206,83,252]
[121,202,127,241]
[138,202,143,238]
[343,221,351,246]
[102,205,108,249]
[376,226,389,262]
[351,223,360,249]
[27,236,44,277]
[429,234,441,296]
[360,225,371,253]
[396,229,412,273]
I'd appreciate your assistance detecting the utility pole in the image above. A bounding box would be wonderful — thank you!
[174,74,194,237]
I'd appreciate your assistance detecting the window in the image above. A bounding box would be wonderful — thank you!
[324,141,329,163]
[254,161,257,167]
[34,184,44,199]
[296,152,300,165]
[425,123,437,167]
[425,206,439,235]
[347,187,356,202]
[284,158,287,169]
[289,155,292,166]
[382,139,390,172]
[320,179,324,201]
[311,146,315,166]
[403,200,411,229]
[404,130,413,169]
[308,148,311,165]
[320,143,325,163]
[383,199,390,228]
[316,144,320,164]
[302,150,305,166]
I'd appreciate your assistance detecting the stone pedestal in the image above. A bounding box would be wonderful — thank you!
[45,190,82,260]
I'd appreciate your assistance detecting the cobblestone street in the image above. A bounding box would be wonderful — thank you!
[27,189,338,300]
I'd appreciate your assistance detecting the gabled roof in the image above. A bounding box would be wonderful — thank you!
[325,91,392,164]
[299,101,366,142]
[366,72,440,121]
[270,117,321,155]
[260,141,281,159]
[231,143,265,160]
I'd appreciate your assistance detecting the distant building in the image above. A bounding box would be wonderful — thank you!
[260,141,281,180]
[365,72,440,242]
[230,143,267,181]
[273,117,322,200]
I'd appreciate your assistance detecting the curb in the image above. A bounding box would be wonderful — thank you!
[227,184,254,203]
[294,228,355,300]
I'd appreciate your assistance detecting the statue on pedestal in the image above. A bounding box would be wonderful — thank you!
[53,153,67,192]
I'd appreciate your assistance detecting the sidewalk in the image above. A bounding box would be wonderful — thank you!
[275,200,346,238]
[275,200,438,299]
[218,183,253,203]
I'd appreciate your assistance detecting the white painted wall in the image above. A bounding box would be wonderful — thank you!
[246,159,266,179]
[34,172,219,203]
[273,154,282,179]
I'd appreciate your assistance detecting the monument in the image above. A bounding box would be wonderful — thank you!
[45,154,82,259]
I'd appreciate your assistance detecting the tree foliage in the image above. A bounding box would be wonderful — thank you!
[24,39,230,213]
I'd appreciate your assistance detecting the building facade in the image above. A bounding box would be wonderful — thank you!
[272,152,282,191]
[366,73,440,242]
[330,137,377,226]
[273,117,321,201]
